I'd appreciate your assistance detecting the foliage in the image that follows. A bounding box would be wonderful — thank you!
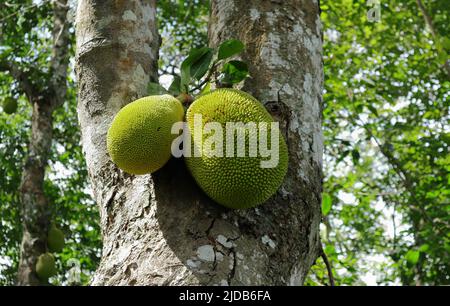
[306,0,449,285]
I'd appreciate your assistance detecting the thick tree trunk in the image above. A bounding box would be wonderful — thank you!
[16,0,70,285]
[76,0,323,285]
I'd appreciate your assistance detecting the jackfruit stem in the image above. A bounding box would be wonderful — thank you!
[176,93,194,105]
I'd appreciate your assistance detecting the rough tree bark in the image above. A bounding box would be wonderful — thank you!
[75,0,323,285]
[12,0,70,285]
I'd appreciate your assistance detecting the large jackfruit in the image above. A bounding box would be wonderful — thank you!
[107,95,184,175]
[185,89,288,209]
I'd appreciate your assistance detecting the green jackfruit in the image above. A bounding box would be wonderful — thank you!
[47,224,65,253]
[107,95,184,175]
[2,97,17,114]
[185,89,288,209]
[36,253,57,280]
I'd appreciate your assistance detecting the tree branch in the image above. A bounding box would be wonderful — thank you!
[416,0,450,78]
[0,59,39,102]
[320,246,335,286]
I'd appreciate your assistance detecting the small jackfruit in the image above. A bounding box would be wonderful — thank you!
[185,89,288,209]
[2,97,17,114]
[47,224,65,253]
[107,95,184,175]
[36,253,57,280]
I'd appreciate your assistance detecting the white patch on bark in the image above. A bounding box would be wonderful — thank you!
[289,265,303,285]
[122,10,137,21]
[186,259,201,268]
[215,252,224,261]
[142,3,155,23]
[249,8,260,21]
[197,245,215,262]
[130,64,149,94]
[116,244,132,263]
[219,279,228,286]
[265,11,276,25]
[283,83,294,96]
[261,235,276,249]
[217,234,233,248]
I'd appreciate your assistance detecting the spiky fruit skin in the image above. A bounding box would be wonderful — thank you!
[185,89,289,209]
[36,253,57,280]
[107,95,184,175]
[47,225,65,253]
[3,97,17,114]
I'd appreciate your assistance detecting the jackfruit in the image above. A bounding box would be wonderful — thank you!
[107,95,184,175]
[36,253,57,280]
[2,97,17,114]
[47,224,64,253]
[185,89,288,209]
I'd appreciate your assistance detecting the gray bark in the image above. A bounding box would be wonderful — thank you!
[15,0,71,285]
[76,0,323,285]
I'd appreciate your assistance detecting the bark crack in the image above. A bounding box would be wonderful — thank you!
[227,248,237,285]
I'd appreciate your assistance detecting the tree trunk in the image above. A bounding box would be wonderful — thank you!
[16,0,70,285]
[75,0,323,285]
[17,102,54,285]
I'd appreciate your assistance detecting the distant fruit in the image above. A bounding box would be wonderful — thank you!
[36,253,57,280]
[47,224,65,253]
[107,95,184,175]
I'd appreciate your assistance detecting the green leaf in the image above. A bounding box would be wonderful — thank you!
[218,39,245,60]
[441,37,450,51]
[147,82,168,95]
[322,193,332,215]
[405,250,420,264]
[180,47,213,92]
[191,49,214,80]
[324,244,336,256]
[221,60,249,84]
[168,75,181,96]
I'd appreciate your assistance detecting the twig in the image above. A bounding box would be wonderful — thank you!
[320,246,335,286]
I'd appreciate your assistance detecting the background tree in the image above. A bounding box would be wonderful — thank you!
[0,0,100,285]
